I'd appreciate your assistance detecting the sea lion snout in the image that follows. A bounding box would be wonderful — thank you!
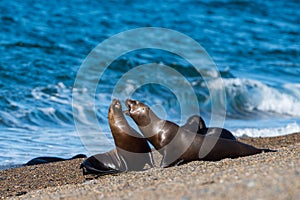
[125,99,152,127]
[110,99,122,112]
[125,99,136,111]
[108,99,123,122]
[112,99,121,108]
[125,99,146,114]
[125,99,140,114]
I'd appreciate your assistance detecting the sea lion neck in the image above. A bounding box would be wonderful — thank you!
[109,110,129,130]
[139,108,160,127]
[138,116,165,137]
[112,109,126,121]
[108,99,127,125]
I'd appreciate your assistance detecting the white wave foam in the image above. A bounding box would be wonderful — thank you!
[38,107,55,114]
[31,82,70,105]
[215,78,300,117]
[233,122,300,137]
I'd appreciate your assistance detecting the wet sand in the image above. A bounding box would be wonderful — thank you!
[1,132,299,199]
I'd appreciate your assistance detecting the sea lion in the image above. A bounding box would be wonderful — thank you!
[182,115,206,130]
[81,99,154,175]
[182,115,236,140]
[125,99,275,168]
[108,99,154,170]
[25,154,87,166]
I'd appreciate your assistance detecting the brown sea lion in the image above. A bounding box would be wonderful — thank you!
[182,115,236,140]
[81,99,154,175]
[25,154,87,166]
[125,99,275,168]
[182,115,206,130]
[108,99,154,170]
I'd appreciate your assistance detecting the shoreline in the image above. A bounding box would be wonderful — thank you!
[1,132,299,199]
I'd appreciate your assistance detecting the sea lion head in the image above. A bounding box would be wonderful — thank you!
[108,99,124,123]
[125,99,151,127]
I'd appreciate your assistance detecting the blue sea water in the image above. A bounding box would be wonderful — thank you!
[0,0,299,167]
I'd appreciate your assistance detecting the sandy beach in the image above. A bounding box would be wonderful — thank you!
[1,132,299,200]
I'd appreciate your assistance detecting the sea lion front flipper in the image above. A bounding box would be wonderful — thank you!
[160,157,185,168]
[160,149,185,168]
[148,151,155,168]
[80,150,125,175]
[80,159,122,175]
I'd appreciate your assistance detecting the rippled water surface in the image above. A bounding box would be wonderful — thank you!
[0,0,299,166]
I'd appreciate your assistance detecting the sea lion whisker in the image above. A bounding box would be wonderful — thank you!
[123,110,130,115]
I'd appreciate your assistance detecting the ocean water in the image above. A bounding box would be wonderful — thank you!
[0,0,299,167]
